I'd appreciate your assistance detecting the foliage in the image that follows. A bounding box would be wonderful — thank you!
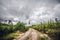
[0,18,60,40]
[0,21,28,37]
[15,22,25,32]
[1,31,22,40]
[30,22,60,32]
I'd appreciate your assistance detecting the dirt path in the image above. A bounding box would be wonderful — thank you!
[31,29,38,40]
[13,28,51,40]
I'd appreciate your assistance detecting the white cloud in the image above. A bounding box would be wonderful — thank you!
[0,0,60,25]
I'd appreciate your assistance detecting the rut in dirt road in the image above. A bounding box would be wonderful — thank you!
[13,28,51,40]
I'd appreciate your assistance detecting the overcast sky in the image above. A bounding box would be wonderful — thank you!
[0,0,60,25]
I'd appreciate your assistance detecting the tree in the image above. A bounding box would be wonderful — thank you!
[55,18,60,29]
[8,20,12,24]
[55,18,58,23]
[16,21,25,32]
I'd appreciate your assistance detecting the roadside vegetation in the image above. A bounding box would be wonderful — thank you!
[0,22,28,40]
[0,18,60,40]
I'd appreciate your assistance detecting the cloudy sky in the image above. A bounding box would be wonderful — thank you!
[0,0,60,25]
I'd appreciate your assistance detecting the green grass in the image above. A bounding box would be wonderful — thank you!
[3,30,23,40]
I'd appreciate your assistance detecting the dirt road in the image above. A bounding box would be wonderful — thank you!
[14,28,51,40]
